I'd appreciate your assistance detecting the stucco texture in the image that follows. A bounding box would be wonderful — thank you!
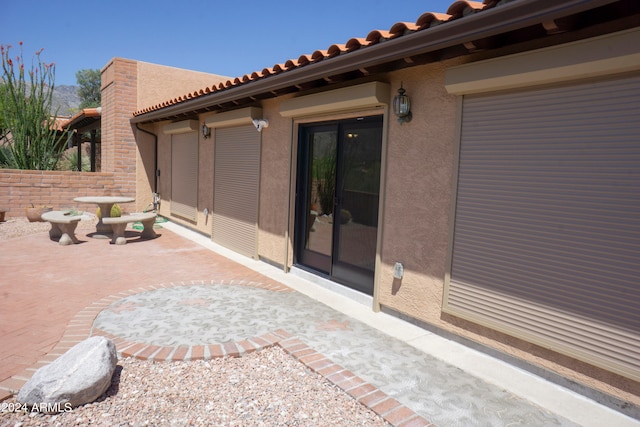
[378,64,457,323]
[137,61,229,111]
[257,99,292,266]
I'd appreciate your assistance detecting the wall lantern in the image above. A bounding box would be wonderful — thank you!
[202,124,211,139]
[392,83,412,124]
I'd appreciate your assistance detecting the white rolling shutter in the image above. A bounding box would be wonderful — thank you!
[213,126,260,258]
[170,132,198,221]
[445,74,640,381]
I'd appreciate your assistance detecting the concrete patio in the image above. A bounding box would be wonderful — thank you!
[0,219,636,426]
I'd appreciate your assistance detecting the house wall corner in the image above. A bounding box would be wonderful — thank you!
[100,58,138,207]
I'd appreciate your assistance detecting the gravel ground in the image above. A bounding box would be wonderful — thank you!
[1,347,389,427]
[0,216,98,241]
[0,218,391,427]
[0,217,53,240]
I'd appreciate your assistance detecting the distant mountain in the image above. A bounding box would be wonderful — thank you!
[0,81,80,117]
[52,85,81,117]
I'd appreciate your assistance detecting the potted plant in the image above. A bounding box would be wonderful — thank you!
[25,203,52,222]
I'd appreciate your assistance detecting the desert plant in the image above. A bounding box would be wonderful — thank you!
[58,148,90,171]
[110,204,122,217]
[0,145,11,167]
[96,204,122,219]
[0,42,65,170]
[64,208,83,216]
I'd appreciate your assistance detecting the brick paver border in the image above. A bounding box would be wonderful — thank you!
[0,279,435,427]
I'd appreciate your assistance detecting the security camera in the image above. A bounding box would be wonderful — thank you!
[252,119,269,132]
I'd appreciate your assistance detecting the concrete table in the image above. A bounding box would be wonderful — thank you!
[74,196,135,235]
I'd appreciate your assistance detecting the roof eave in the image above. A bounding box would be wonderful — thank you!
[131,0,622,124]
[62,108,102,130]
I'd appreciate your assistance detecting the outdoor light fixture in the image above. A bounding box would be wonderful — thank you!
[252,118,269,132]
[202,124,211,139]
[392,83,412,124]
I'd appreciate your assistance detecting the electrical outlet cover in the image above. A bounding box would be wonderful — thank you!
[393,262,404,279]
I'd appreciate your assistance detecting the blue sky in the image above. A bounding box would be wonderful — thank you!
[1,1,454,86]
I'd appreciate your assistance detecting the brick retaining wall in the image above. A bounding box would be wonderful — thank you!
[0,169,131,219]
[1,60,142,222]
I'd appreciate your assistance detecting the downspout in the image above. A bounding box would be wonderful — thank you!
[135,124,159,212]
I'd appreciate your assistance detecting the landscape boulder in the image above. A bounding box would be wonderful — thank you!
[17,336,117,412]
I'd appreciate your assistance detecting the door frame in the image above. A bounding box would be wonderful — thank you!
[293,115,384,295]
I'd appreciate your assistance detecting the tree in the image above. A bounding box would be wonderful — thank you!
[75,69,101,109]
[0,42,65,170]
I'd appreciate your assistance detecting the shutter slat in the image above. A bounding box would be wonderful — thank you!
[447,74,640,381]
[212,126,260,258]
[170,132,198,221]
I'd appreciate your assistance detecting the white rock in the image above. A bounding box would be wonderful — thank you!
[17,336,117,412]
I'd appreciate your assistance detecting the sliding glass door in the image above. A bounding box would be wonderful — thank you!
[295,116,383,295]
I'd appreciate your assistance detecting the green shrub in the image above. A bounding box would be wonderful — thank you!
[58,149,90,172]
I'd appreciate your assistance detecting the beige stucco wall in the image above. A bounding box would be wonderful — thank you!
[374,58,640,405]
[197,123,214,235]
[135,124,157,212]
[137,61,229,110]
[108,57,228,214]
[135,53,640,405]
[377,63,457,321]
[134,116,212,234]
[257,98,293,267]
[148,114,226,236]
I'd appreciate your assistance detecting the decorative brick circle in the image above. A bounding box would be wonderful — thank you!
[0,279,434,426]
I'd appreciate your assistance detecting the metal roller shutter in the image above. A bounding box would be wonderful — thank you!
[213,126,260,258]
[170,132,198,221]
[445,74,640,380]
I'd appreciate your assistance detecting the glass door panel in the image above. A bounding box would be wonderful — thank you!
[332,120,382,294]
[295,126,336,274]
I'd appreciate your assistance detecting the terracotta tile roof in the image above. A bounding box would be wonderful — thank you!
[133,0,490,118]
[60,108,101,131]
[53,108,101,131]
